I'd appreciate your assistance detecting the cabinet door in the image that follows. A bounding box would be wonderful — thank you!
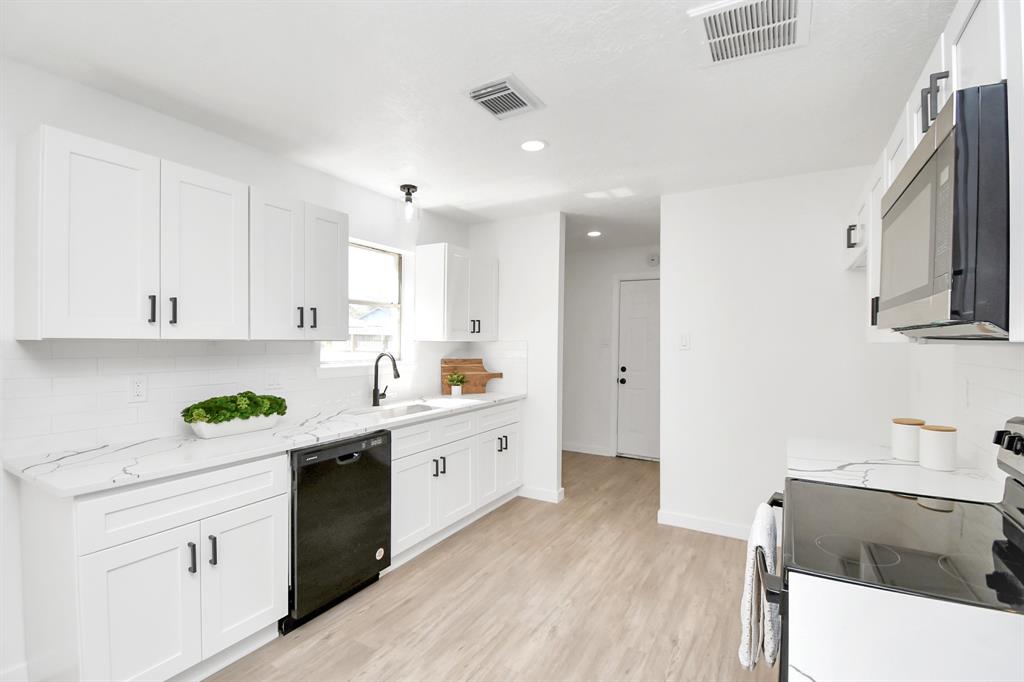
[908,38,946,151]
[446,246,472,341]
[950,0,1005,91]
[884,106,910,188]
[470,256,499,341]
[78,523,202,681]
[436,439,475,528]
[496,422,523,493]
[200,495,288,657]
[39,127,161,338]
[303,203,349,341]
[474,429,502,507]
[160,161,249,339]
[392,449,438,555]
[250,189,305,340]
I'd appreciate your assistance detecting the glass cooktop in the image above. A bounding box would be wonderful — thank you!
[783,478,1024,614]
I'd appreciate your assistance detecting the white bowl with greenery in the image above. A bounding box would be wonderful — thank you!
[181,391,287,439]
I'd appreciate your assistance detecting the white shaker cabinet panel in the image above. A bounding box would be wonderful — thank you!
[435,439,475,528]
[392,449,439,555]
[446,245,473,341]
[496,422,523,494]
[200,495,288,657]
[78,523,202,682]
[250,190,306,340]
[884,105,911,189]
[474,429,502,507]
[303,203,349,341]
[414,242,499,342]
[907,38,947,151]
[950,0,1006,91]
[17,126,161,339]
[470,255,499,341]
[160,161,249,339]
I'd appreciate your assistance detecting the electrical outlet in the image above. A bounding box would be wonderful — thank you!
[266,369,283,389]
[129,375,148,403]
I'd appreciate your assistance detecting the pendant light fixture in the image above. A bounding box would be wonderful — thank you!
[400,184,418,223]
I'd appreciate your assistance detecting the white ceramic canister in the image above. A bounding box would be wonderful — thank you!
[891,418,925,461]
[919,424,957,471]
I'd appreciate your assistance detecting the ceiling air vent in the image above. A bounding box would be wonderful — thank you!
[688,0,812,66]
[469,75,543,120]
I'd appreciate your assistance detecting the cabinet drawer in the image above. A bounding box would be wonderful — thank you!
[433,412,477,444]
[476,402,521,431]
[75,455,289,555]
[391,412,479,460]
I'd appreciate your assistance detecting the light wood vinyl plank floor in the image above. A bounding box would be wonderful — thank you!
[210,452,776,682]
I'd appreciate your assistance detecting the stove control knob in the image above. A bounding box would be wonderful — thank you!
[994,429,1011,446]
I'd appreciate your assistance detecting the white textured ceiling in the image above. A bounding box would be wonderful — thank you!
[1,0,954,246]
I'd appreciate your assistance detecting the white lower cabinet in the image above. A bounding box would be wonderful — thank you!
[391,402,523,558]
[19,455,289,682]
[78,523,203,682]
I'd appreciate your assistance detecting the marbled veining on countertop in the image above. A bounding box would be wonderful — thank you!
[787,437,1007,503]
[4,393,525,498]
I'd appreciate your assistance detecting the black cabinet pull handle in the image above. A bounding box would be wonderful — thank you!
[432,459,439,477]
[169,297,178,325]
[440,456,447,474]
[310,307,318,329]
[208,535,218,566]
[920,87,931,134]
[846,224,858,249]
[928,71,949,122]
[503,435,508,450]
[187,541,197,573]
[148,295,157,323]
[497,436,504,453]
[618,378,626,384]
[476,320,482,334]
[297,306,304,328]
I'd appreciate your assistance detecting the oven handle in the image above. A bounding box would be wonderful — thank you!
[756,546,784,605]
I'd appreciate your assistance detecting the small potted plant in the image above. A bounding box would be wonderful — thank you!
[181,391,287,439]
[446,372,466,397]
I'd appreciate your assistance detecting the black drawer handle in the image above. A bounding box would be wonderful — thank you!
[208,535,218,566]
[297,306,304,328]
[169,297,178,325]
[432,459,439,477]
[439,456,447,474]
[187,541,197,573]
[148,295,157,323]
[497,436,504,453]
[310,307,318,329]
[502,435,508,450]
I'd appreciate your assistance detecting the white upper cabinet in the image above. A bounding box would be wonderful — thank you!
[16,126,161,339]
[303,204,349,341]
[250,190,306,340]
[884,105,910,189]
[414,243,498,342]
[160,161,249,339]
[249,191,348,341]
[948,0,1007,91]
[908,39,948,151]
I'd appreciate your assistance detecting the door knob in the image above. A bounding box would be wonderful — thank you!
[618,378,626,384]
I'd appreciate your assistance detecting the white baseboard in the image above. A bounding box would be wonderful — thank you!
[518,485,564,503]
[388,490,520,571]
[168,624,277,682]
[0,661,28,682]
[657,509,749,541]
[562,442,613,457]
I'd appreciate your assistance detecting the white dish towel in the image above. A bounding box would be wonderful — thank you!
[738,502,781,670]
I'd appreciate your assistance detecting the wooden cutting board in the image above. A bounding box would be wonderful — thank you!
[441,358,503,395]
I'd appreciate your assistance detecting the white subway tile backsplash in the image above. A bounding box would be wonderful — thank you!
[1,378,52,398]
[52,407,138,434]
[52,375,128,396]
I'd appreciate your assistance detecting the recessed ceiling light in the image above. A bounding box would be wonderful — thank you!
[587,231,602,238]
[583,191,609,199]
[608,187,635,198]
[520,139,546,152]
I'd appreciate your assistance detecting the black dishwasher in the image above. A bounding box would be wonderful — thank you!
[280,430,391,634]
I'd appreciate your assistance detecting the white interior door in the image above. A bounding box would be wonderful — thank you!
[160,161,249,339]
[249,189,305,340]
[616,279,660,460]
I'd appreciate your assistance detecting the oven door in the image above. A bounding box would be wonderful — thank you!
[877,131,955,330]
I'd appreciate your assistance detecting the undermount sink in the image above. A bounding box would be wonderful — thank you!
[423,398,480,408]
[362,403,437,420]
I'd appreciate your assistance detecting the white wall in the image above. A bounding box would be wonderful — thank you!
[659,168,913,539]
[0,58,469,680]
[470,213,565,502]
[562,245,659,456]
[908,343,1024,462]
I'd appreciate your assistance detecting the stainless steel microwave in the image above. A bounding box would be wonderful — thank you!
[877,81,1010,339]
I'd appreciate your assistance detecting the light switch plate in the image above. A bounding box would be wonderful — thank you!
[680,334,691,351]
[266,369,283,389]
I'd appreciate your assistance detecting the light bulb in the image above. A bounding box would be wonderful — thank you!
[404,200,415,222]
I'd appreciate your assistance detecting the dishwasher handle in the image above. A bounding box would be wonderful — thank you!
[292,430,390,468]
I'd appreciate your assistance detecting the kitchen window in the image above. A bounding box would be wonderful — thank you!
[320,243,402,366]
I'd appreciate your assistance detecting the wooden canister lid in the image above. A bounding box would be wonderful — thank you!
[922,424,957,432]
[892,418,925,426]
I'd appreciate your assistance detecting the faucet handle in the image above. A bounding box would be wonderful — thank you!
[379,385,388,400]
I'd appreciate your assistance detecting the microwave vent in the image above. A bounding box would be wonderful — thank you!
[468,75,543,120]
[688,0,812,66]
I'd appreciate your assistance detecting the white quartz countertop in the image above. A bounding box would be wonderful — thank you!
[787,437,1007,503]
[4,393,525,498]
